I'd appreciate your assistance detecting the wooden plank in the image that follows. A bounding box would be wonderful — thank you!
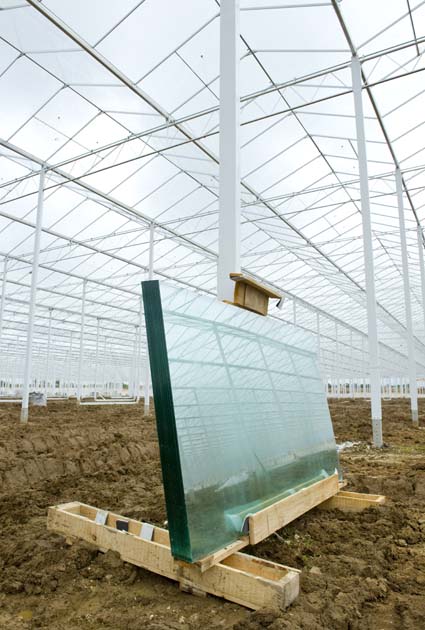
[197,536,249,573]
[47,503,300,611]
[229,273,281,299]
[318,490,386,512]
[248,473,339,545]
[232,280,268,316]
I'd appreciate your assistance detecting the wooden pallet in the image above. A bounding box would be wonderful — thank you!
[47,481,385,610]
[47,502,300,611]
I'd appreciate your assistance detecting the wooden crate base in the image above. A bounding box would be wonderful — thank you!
[47,502,300,611]
[46,483,385,610]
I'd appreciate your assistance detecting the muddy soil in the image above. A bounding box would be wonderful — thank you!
[0,397,424,629]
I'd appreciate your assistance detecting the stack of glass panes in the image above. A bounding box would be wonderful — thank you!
[142,281,338,563]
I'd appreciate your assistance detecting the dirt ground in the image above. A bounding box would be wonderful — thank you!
[0,397,424,630]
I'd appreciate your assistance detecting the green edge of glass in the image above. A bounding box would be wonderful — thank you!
[142,279,191,561]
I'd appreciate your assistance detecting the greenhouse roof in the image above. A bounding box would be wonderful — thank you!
[2,0,425,377]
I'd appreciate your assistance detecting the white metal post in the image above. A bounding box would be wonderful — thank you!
[21,169,45,424]
[396,167,419,424]
[349,329,354,397]
[77,280,87,402]
[217,0,241,301]
[67,331,73,397]
[416,225,425,342]
[144,224,155,415]
[136,294,143,402]
[335,323,340,398]
[45,308,52,395]
[94,318,100,400]
[316,311,321,359]
[351,56,383,446]
[102,334,107,397]
[0,257,8,346]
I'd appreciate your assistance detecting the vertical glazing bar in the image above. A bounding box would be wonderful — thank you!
[217,0,240,301]
[21,169,45,424]
[77,280,87,402]
[396,167,418,424]
[351,56,383,446]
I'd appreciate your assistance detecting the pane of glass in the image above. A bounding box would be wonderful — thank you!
[143,280,338,563]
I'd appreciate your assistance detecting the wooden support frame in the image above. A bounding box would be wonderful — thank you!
[47,502,300,611]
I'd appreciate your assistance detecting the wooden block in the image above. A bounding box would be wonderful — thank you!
[196,536,249,573]
[47,502,300,611]
[233,281,246,307]
[244,284,269,316]
[248,473,339,545]
[229,273,281,316]
[229,273,281,299]
[318,490,386,512]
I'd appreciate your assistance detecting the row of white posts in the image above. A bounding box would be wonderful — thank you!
[326,378,425,399]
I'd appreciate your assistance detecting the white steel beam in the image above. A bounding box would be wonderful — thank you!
[77,280,87,402]
[45,308,52,394]
[396,167,419,424]
[144,224,155,415]
[417,225,425,342]
[0,256,7,345]
[217,0,241,301]
[20,170,45,424]
[351,56,383,447]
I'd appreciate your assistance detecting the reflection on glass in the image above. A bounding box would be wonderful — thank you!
[143,280,338,563]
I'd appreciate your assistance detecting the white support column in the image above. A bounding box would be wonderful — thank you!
[102,334,107,396]
[416,225,425,342]
[396,167,419,424]
[77,280,87,402]
[351,56,383,446]
[67,331,73,397]
[316,312,321,361]
[217,0,240,302]
[21,170,45,424]
[132,325,139,398]
[0,257,8,346]
[45,308,52,395]
[136,294,143,402]
[144,224,155,415]
[94,318,100,400]
[335,323,340,399]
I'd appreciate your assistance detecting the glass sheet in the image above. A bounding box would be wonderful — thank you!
[142,280,338,563]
